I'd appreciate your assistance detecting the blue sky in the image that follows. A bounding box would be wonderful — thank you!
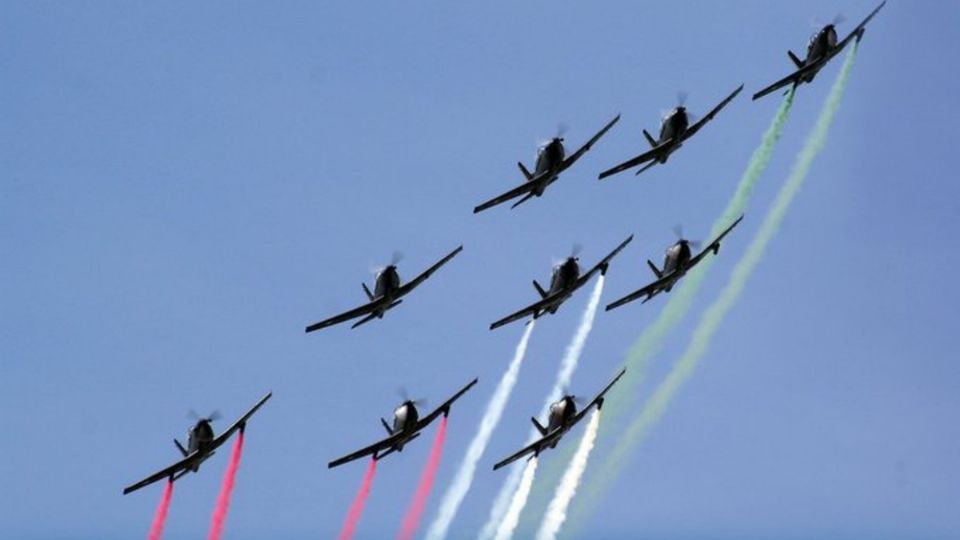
[2,2,959,539]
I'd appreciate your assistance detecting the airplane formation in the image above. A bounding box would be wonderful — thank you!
[122,0,886,531]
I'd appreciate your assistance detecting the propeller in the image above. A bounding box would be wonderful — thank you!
[370,251,404,275]
[556,122,568,140]
[672,224,702,249]
[188,409,221,422]
[813,13,845,29]
[552,244,581,267]
[397,386,428,408]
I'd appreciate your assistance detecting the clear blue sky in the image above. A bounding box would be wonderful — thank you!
[2,2,959,539]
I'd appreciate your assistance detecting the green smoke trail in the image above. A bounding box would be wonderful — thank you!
[517,72,797,539]
[602,85,796,425]
[565,43,859,537]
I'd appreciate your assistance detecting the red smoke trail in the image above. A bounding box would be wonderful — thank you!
[338,458,378,540]
[207,431,245,540]
[147,479,174,540]
[397,416,448,540]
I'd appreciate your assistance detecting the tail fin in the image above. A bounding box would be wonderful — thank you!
[787,50,803,68]
[362,283,374,301]
[518,162,534,181]
[174,439,188,457]
[646,260,662,278]
[642,129,657,148]
[531,417,548,436]
[532,280,548,299]
[380,418,393,435]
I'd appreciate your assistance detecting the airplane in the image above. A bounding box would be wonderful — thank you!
[305,245,463,332]
[489,235,634,330]
[123,392,272,495]
[328,378,478,468]
[752,1,886,101]
[597,85,743,180]
[473,114,620,213]
[492,368,626,471]
[606,216,744,312]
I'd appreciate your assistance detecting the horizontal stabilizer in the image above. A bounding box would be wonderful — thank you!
[518,162,534,181]
[787,50,803,68]
[531,417,548,436]
[533,280,548,299]
[642,129,657,148]
[646,260,662,278]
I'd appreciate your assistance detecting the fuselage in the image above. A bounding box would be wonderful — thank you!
[540,396,578,450]
[657,107,690,162]
[392,401,419,433]
[530,138,566,194]
[541,257,580,314]
[186,420,215,471]
[372,266,401,314]
[662,240,693,276]
[802,25,838,82]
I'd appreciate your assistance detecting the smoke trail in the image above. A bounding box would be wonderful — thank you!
[493,457,539,540]
[397,416,448,540]
[536,410,601,540]
[207,432,244,540]
[567,44,859,536]
[480,276,605,539]
[423,321,536,540]
[147,479,174,540]
[603,87,796,425]
[338,458,378,540]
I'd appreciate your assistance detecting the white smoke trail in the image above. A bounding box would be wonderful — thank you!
[536,410,601,540]
[493,457,539,540]
[423,321,536,540]
[479,276,606,540]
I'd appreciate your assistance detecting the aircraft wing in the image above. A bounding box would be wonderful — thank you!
[687,215,744,269]
[752,66,809,101]
[575,235,634,288]
[682,84,744,140]
[492,435,555,471]
[473,177,546,214]
[210,392,273,451]
[569,368,627,425]
[597,141,671,180]
[397,245,464,296]
[489,296,555,330]
[123,453,198,495]
[561,114,621,170]
[328,431,406,469]
[414,378,479,430]
[305,299,384,333]
[605,274,674,311]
